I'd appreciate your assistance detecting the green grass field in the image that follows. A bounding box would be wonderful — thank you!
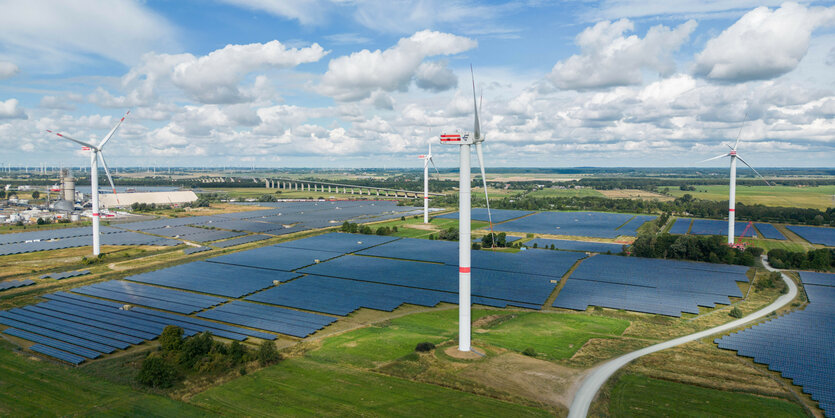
[308,309,630,367]
[667,185,835,210]
[736,237,808,252]
[526,188,604,198]
[609,373,806,418]
[191,357,551,417]
[0,341,207,416]
[365,216,488,239]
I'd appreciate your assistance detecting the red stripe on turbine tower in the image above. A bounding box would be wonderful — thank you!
[459,267,470,273]
[729,209,735,212]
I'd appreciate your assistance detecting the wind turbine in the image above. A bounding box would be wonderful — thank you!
[47,111,129,256]
[439,67,493,353]
[418,143,439,223]
[699,116,770,245]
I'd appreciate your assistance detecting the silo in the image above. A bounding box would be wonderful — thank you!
[61,168,76,202]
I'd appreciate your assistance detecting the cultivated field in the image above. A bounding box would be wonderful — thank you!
[666,185,835,210]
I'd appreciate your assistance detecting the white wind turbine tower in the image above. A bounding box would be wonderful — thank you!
[699,116,770,245]
[47,111,129,256]
[419,142,439,223]
[440,67,494,352]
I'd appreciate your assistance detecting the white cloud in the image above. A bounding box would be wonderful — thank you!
[323,33,372,45]
[694,2,835,82]
[0,99,26,119]
[215,0,329,25]
[0,61,18,79]
[585,0,785,21]
[549,19,697,90]
[108,40,328,105]
[319,30,476,101]
[415,61,458,92]
[0,0,177,69]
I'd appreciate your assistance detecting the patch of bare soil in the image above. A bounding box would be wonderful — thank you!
[404,223,437,231]
[444,346,486,360]
[598,189,674,201]
[459,352,587,409]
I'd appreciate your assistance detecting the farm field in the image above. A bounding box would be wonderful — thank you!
[0,340,207,416]
[525,187,603,198]
[666,185,835,210]
[597,189,674,201]
[190,358,552,417]
[607,373,806,417]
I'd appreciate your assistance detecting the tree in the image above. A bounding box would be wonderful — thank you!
[137,354,178,388]
[31,191,40,199]
[36,217,45,225]
[415,342,435,352]
[258,340,280,366]
[0,190,5,198]
[729,307,743,318]
[159,325,184,351]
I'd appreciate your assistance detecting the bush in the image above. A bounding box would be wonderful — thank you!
[257,341,280,366]
[472,242,481,250]
[400,216,405,221]
[729,307,743,318]
[31,191,40,199]
[159,325,184,351]
[415,342,435,352]
[137,354,178,388]
[522,347,537,357]
[36,217,45,225]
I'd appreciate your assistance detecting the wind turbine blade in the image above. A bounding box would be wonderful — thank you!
[98,110,130,149]
[46,130,96,149]
[698,153,730,163]
[98,152,120,204]
[475,142,495,248]
[429,157,440,176]
[471,65,480,139]
[735,154,772,186]
[733,113,747,150]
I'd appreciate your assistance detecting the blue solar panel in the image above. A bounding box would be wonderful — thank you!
[125,261,295,298]
[715,283,835,417]
[274,232,399,254]
[3,327,101,359]
[207,245,343,272]
[786,225,835,246]
[689,219,753,237]
[213,234,271,248]
[435,208,535,223]
[754,223,786,240]
[197,301,336,338]
[70,280,226,314]
[523,238,623,253]
[0,279,35,291]
[669,218,692,234]
[492,211,642,238]
[29,344,85,365]
[799,271,835,288]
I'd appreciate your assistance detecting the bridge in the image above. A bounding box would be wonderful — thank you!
[258,178,444,199]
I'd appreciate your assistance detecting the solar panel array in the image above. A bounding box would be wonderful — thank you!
[552,255,750,317]
[183,246,210,255]
[493,211,654,238]
[435,208,535,223]
[143,226,245,243]
[689,219,754,237]
[40,270,90,280]
[0,230,180,256]
[0,279,35,292]
[753,223,787,240]
[71,280,227,314]
[0,291,275,364]
[125,261,295,298]
[786,225,835,246]
[716,271,835,416]
[196,301,336,338]
[212,234,271,248]
[523,238,624,253]
[669,218,692,234]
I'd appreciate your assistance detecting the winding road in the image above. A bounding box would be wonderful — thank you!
[568,257,799,418]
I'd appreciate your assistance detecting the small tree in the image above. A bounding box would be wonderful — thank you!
[36,217,46,225]
[159,325,184,351]
[258,340,280,366]
[31,191,40,199]
[137,354,178,388]
[522,347,537,357]
[729,307,743,318]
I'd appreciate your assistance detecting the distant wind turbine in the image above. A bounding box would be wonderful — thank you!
[440,66,494,353]
[419,142,439,223]
[47,111,129,256]
[698,115,770,245]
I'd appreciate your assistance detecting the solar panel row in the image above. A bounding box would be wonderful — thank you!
[196,301,336,338]
[523,238,623,253]
[715,279,835,417]
[183,246,210,255]
[71,280,226,314]
[689,219,753,237]
[0,279,35,291]
[40,270,90,280]
[212,234,271,248]
[753,223,787,240]
[492,211,653,238]
[786,225,835,246]
[125,261,295,298]
[668,218,691,234]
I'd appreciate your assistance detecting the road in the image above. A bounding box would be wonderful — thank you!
[568,257,799,418]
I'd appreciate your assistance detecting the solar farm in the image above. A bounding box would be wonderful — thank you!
[0,202,831,416]
[716,271,835,417]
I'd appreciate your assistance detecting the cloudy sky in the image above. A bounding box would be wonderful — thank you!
[0,0,834,168]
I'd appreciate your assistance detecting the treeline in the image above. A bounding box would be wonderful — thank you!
[137,326,279,388]
[629,233,762,266]
[573,177,835,190]
[340,221,399,236]
[767,248,834,271]
[427,194,833,226]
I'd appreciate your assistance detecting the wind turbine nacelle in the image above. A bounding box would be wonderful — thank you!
[440,131,474,145]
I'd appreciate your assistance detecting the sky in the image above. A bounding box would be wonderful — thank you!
[0,0,834,169]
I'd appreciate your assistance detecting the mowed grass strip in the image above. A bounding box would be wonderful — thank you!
[0,342,207,416]
[191,357,551,417]
[309,309,630,367]
[609,373,806,418]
